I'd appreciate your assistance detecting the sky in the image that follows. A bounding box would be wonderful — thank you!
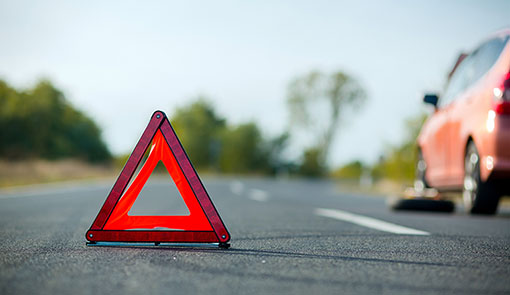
[1,0,509,167]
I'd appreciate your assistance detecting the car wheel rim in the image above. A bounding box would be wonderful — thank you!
[463,149,479,211]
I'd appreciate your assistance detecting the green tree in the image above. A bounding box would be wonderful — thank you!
[371,113,428,183]
[298,147,325,177]
[219,122,267,173]
[170,98,226,170]
[170,98,290,174]
[332,160,365,180]
[264,131,291,174]
[287,70,366,175]
[0,79,111,162]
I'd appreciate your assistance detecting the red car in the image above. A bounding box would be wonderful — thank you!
[417,29,510,214]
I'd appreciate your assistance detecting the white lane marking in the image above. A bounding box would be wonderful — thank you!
[314,208,430,235]
[229,181,244,196]
[248,189,269,202]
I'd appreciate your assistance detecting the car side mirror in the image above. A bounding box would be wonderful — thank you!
[423,94,438,107]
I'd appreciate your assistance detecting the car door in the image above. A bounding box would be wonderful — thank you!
[426,55,473,187]
[444,52,477,186]
[421,105,450,186]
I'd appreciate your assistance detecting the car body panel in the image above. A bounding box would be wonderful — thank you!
[419,108,450,186]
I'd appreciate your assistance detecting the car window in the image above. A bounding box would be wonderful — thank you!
[439,53,475,107]
[472,36,509,83]
[439,35,509,108]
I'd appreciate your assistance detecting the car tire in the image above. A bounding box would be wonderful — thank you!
[463,142,500,215]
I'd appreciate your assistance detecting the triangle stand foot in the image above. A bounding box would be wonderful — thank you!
[219,242,230,249]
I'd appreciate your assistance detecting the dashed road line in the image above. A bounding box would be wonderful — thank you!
[315,208,430,235]
[229,181,269,202]
[248,189,269,202]
[229,180,245,196]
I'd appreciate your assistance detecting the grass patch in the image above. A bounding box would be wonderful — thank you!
[0,159,117,188]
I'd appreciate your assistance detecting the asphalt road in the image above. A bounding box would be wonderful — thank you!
[1,177,509,295]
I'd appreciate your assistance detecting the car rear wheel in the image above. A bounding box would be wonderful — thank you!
[463,142,500,215]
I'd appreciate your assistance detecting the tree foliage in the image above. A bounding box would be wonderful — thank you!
[298,147,325,177]
[331,160,365,180]
[371,113,428,183]
[0,79,111,162]
[170,98,289,174]
[287,70,366,175]
[171,99,225,169]
[219,122,265,173]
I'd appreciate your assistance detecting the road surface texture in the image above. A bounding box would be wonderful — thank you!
[1,177,509,295]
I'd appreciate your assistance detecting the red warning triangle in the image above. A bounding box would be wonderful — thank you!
[86,111,230,247]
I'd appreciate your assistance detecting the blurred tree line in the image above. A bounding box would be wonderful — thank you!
[0,71,371,178]
[332,113,428,184]
[172,69,366,177]
[170,99,290,175]
[331,160,365,179]
[370,114,427,183]
[0,80,111,162]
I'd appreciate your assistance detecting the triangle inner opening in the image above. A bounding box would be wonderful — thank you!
[128,161,190,216]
